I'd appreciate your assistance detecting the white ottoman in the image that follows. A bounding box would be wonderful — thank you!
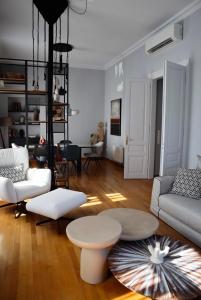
[66,215,122,284]
[26,188,86,224]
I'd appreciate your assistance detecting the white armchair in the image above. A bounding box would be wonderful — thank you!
[0,147,51,217]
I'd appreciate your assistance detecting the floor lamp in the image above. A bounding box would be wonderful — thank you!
[0,117,12,148]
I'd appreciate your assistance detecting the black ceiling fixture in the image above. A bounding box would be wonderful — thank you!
[33,0,68,25]
[32,0,87,188]
[53,43,74,53]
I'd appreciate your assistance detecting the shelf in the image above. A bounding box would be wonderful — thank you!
[27,90,47,96]
[8,110,35,113]
[0,78,25,84]
[11,120,68,126]
[53,102,68,106]
[0,88,26,94]
[0,89,47,95]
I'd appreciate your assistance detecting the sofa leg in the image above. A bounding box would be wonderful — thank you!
[0,203,14,208]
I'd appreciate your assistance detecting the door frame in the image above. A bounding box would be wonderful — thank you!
[148,58,190,178]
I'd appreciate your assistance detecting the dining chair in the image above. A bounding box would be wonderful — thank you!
[60,144,80,174]
[84,141,104,170]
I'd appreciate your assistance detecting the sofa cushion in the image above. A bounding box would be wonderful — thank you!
[14,180,50,201]
[171,168,201,199]
[197,154,201,170]
[159,193,201,234]
[0,164,25,182]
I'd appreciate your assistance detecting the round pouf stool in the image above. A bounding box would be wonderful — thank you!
[66,215,122,284]
[99,208,159,240]
[108,235,201,299]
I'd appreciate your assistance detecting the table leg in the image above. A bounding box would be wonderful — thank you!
[77,148,82,174]
[80,247,111,284]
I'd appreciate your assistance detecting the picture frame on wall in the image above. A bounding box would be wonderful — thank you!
[110,98,121,136]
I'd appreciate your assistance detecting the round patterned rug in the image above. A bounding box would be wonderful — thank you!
[108,235,201,300]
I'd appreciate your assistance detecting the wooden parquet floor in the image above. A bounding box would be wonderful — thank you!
[0,160,199,300]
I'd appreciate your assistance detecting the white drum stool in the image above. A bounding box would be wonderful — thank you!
[66,215,122,284]
[99,208,159,241]
[26,188,86,225]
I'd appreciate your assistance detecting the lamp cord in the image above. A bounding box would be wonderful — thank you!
[32,1,35,88]
[44,20,46,80]
[36,9,39,90]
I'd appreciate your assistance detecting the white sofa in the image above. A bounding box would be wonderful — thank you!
[0,148,51,211]
[151,176,201,248]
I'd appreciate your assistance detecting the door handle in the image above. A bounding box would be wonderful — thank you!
[126,136,128,145]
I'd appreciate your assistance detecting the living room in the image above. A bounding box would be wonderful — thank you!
[0,1,201,299]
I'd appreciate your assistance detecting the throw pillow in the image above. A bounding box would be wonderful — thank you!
[0,164,25,182]
[197,154,201,170]
[11,143,27,149]
[171,168,201,199]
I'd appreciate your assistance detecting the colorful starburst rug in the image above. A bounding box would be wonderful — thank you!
[108,235,201,300]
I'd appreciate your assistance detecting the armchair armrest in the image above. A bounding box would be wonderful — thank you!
[0,176,18,204]
[150,176,174,216]
[26,168,51,191]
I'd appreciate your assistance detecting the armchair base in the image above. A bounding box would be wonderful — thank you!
[0,202,15,209]
[36,216,74,226]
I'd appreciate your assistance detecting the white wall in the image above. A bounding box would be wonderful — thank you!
[104,62,125,160]
[105,7,201,167]
[68,67,105,144]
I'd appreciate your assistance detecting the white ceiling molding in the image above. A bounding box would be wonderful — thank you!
[69,62,105,70]
[104,0,201,70]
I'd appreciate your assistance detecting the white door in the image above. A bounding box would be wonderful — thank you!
[160,60,186,176]
[124,79,151,179]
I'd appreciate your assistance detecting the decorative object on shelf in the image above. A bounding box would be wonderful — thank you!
[53,102,64,121]
[19,129,25,138]
[55,143,62,162]
[108,235,201,300]
[0,117,13,148]
[0,80,4,88]
[110,99,121,136]
[39,136,46,145]
[33,107,40,121]
[59,86,66,95]
[9,127,17,138]
[19,115,25,124]
[13,101,22,112]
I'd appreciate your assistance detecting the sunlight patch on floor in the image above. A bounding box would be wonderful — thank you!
[111,291,148,300]
[106,193,127,202]
[82,195,102,207]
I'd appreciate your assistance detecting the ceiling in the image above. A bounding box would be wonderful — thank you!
[0,0,196,69]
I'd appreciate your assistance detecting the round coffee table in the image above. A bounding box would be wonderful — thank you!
[66,215,122,284]
[98,208,159,241]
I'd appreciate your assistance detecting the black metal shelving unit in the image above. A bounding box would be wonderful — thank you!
[0,57,69,161]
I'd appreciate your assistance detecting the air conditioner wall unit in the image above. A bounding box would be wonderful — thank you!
[145,23,183,54]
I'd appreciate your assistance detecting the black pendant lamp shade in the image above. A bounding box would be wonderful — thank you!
[33,0,68,24]
[53,43,73,52]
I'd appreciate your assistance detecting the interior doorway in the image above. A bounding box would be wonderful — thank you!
[154,78,163,176]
